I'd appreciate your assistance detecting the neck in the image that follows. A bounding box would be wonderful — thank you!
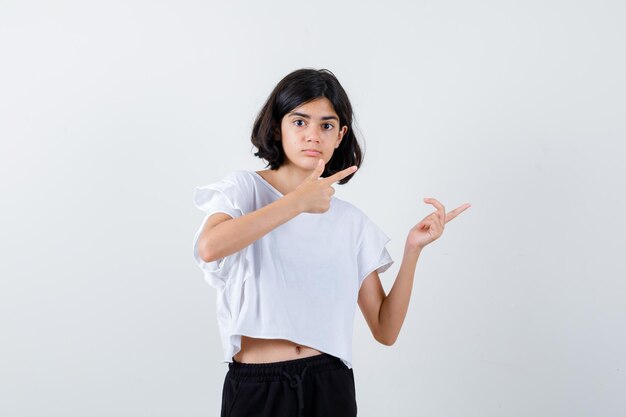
[272,162,316,195]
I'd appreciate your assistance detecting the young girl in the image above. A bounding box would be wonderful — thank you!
[192,68,470,417]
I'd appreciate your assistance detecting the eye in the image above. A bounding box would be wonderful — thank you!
[293,119,305,127]
[323,123,334,130]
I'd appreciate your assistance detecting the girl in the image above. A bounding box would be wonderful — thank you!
[192,68,470,417]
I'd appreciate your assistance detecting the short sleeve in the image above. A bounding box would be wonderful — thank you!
[193,176,245,219]
[191,174,247,290]
[357,215,394,288]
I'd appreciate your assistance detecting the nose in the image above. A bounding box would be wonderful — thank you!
[306,136,320,143]
[305,126,321,143]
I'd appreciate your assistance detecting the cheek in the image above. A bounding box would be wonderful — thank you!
[282,126,299,138]
[282,138,300,152]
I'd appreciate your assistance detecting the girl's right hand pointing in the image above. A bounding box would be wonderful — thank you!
[292,159,358,214]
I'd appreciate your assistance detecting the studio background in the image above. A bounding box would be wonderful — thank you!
[1,1,624,416]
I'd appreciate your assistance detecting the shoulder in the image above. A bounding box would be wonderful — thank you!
[332,196,387,236]
[331,195,357,212]
[198,169,256,194]
[194,169,254,200]
[193,170,256,213]
[330,196,368,224]
[222,169,255,185]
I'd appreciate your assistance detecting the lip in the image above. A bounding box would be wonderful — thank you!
[302,149,322,156]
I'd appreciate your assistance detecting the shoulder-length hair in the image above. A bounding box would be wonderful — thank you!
[251,68,363,185]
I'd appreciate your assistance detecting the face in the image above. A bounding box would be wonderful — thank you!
[279,97,348,171]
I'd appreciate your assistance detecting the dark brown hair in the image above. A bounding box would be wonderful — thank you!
[251,68,363,185]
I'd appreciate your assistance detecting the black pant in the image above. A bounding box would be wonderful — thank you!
[221,352,357,417]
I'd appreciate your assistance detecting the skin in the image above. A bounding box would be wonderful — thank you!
[230,97,472,362]
[254,97,349,195]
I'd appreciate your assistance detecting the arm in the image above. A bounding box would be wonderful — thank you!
[377,243,422,345]
[359,197,470,345]
[198,162,358,263]
[198,193,303,263]
[358,241,422,346]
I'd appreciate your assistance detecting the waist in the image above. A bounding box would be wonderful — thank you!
[228,351,345,381]
[233,336,323,363]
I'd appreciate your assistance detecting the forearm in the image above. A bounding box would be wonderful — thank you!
[200,193,302,262]
[377,242,422,345]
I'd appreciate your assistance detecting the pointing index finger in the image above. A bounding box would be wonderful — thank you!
[324,165,358,184]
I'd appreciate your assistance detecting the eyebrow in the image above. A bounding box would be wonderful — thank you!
[288,111,339,122]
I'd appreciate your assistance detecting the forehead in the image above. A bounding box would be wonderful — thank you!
[287,97,338,117]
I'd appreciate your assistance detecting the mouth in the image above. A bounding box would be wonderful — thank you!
[302,149,322,156]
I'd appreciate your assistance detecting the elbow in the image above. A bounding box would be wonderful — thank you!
[198,237,218,263]
[375,331,397,347]
[378,337,396,347]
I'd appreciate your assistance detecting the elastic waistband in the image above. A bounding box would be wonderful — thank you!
[227,352,345,382]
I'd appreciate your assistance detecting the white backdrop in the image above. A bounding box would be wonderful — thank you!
[1,1,624,416]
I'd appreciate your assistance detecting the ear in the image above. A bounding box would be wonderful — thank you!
[335,125,348,148]
[273,125,281,141]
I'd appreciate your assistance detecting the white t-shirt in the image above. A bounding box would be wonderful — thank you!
[191,169,394,369]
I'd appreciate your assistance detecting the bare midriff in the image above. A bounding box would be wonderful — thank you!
[233,335,324,364]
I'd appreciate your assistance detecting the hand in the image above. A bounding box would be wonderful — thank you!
[291,159,358,214]
[407,198,471,250]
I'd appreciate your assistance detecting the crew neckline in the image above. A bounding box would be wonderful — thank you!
[250,170,284,198]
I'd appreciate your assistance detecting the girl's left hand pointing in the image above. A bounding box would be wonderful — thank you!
[407,198,471,250]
